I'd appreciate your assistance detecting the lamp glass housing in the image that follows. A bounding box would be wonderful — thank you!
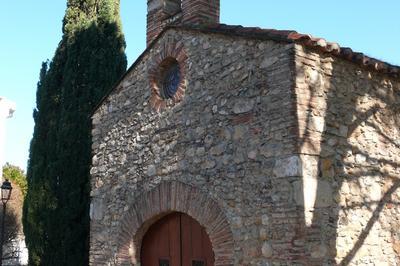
[1,180,12,203]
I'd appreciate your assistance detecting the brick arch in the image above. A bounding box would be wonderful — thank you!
[116,181,234,265]
[148,38,188,111]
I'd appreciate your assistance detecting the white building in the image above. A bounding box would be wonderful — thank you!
[0,98,28,265]
[0,97,16,181]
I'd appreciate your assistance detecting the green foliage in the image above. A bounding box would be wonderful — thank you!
[23,1,127,265]
[2,163,26,263]
[2,163,27,196]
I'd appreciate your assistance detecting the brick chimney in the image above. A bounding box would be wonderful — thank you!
[147,0,220,45]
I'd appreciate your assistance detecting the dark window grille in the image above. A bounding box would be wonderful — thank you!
[192,260,205,266]
[159,259,170,266]
[161,60,181,99]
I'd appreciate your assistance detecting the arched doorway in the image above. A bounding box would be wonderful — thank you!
[141,212,215,266]
[114,181,234,265]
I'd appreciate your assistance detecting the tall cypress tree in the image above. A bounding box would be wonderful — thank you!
[23,1,127,265]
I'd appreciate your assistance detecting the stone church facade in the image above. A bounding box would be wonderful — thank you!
[89,0,400,265]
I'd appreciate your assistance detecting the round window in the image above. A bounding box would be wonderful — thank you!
[160,58,181,99]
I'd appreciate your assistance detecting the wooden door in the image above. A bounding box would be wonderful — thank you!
[141,213,214,266]
[141,213,181,266]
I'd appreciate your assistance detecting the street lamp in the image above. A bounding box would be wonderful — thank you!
[0,179,12,265]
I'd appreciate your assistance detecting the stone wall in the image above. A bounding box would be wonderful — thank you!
[89,28,303,265]
[90,26,400,266]
[294,44,400,265]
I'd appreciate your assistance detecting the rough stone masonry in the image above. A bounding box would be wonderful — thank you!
[89,1,400,265]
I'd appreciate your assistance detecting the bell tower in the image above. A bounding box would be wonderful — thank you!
[147,0,220,45]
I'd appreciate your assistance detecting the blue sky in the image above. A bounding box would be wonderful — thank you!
[0,0,399,171]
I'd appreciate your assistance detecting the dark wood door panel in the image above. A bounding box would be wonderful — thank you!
[141,213,181,266]
[141,213,214,266]
[181,213,214,266]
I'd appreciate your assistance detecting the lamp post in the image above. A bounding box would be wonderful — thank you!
[0,179,12,265]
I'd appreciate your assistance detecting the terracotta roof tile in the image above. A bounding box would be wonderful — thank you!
[91,23,400,114]
[172,24,399,78]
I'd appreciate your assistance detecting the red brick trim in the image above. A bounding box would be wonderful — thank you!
[115,181,234,265]
[148,39,188,112]
[146,0,220,45]
[182,0,220,25]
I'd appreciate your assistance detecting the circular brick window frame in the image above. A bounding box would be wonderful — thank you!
[148,39,188,111]
[115,181,234,265]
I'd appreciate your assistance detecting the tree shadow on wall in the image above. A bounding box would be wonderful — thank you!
[296,50,400,265]
[1,181,24,264]
[1,208,22,263]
